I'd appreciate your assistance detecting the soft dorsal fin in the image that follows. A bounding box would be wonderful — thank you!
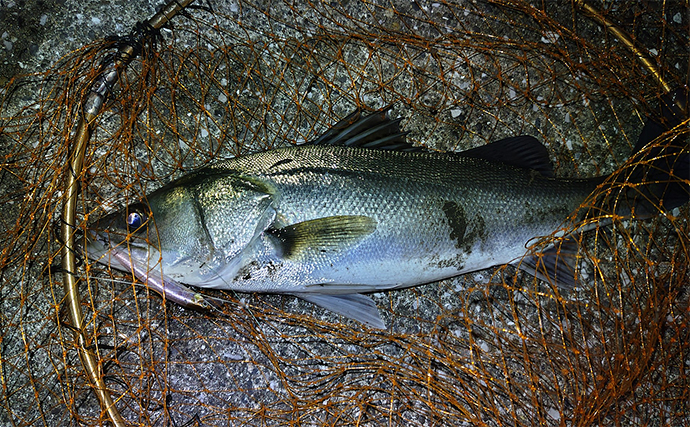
[459,136,555,177]
[307,106,422,152]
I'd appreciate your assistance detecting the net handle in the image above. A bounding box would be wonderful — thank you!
[575,0,671,94]
[59,1,195,425]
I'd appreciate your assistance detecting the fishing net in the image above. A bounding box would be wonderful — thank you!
[1,0,688,425]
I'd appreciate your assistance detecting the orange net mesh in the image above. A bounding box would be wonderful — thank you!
[1,0,688,425]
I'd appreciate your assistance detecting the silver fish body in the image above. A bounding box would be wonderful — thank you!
[87,106,687,328]
[185,144,596,291]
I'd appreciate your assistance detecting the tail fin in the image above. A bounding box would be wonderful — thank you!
[605,87,689,217]
[523,88,689,291]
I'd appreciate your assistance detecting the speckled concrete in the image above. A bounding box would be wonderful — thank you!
[1,0,687,425]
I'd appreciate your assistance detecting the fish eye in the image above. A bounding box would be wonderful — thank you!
[127,212,143,229]
[125,205,148,231]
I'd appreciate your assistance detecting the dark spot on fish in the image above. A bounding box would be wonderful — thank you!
[443,201,488,253]
[470,214,487,249]
[269,158,294,169]
[235,261,259,282]
[266,261,280,278]
[442,201,467,250]
[527,169,541,186]
[432,255,465,270]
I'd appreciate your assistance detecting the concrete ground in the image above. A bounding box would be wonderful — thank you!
[1,0,687,425]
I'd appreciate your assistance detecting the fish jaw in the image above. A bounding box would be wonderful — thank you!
[85,230,215,310]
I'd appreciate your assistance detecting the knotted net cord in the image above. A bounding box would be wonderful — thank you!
[0,0,687,425]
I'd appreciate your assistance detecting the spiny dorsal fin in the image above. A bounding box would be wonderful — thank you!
[307,106,422,152]
[459,136,555,177]
[267,215,377,259]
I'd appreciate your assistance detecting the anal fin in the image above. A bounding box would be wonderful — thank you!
[518,237,579,290]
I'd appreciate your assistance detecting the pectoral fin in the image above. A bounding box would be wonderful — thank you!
[293,292,386,329]
[267,215,376,259]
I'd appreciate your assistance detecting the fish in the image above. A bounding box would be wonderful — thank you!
[86,95,689,329]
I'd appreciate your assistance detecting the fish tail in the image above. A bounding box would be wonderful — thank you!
[524,89,689,291]
[605,87,689,217]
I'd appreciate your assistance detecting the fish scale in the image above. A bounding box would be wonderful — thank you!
[205,145,597,289]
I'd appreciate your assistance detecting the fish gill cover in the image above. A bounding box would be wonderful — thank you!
[0,0,688,425]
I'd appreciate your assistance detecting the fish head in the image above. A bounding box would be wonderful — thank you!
[87,172,277,287]
[85,188,198,280]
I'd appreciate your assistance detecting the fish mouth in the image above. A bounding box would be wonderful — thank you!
[84,229,114,264]
[85,229,150,272]
[84,230,217,310]
[85,229,164,291]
